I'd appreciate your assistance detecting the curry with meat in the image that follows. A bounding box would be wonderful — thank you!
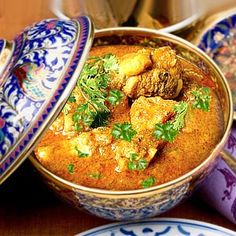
[35,45,224,190]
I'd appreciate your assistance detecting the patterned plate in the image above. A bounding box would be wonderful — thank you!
[196,11,236,225]
[77,218,236,236]
[197,13,236,110]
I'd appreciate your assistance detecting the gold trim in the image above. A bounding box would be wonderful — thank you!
[29,27,234,197]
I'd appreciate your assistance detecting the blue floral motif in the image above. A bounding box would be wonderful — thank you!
[0,18,77,159]
[0,39,4,56]
[78,219,235,236]
[0,16,91,179]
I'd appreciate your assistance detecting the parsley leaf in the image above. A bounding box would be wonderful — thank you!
[192,87,210,111]
[128,158,148,171]
[153,102,189,143]
[112,122,137,142]
[153,122,178,143]
[68,95,76,103]
[107,89,124,106]
[142,177,156,188]
[67,164,74,174]
[75,146,89,158]
[74,53,119,129]
[172,101,189,131]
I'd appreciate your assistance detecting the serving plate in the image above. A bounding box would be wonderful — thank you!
[197,12,236,111]
[77,218,236,236]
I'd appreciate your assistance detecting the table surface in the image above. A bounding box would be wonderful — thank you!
[0,1,236,235]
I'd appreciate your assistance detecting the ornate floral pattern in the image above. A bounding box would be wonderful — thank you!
[78,219,236,236]
[43,176,189,221]
[0,16,92,181]
[198,13,236,110]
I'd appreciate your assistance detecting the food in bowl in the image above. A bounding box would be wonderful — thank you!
[34,43,224,191]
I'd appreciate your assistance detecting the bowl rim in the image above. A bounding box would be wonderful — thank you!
[29,27,234,196]
[193,7,236,45]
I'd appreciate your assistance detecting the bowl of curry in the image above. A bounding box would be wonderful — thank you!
[30,28,233,220]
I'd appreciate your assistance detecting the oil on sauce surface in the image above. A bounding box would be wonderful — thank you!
[35,45,224,190]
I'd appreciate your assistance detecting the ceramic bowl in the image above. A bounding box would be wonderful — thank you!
[29,27,233,221]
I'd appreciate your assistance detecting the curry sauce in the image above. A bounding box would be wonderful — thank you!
[35,45,224,190]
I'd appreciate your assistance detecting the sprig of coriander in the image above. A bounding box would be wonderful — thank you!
[141,177,156,188]
[153,102,188,143]
[74,54,119,129]
[75,146,89,158]
[67,164,74,174]
[191,87,210,112]
[111,122,137,142]
[107,89,124,106]
[172,101,189,131]
[128,159,148,171]
[153,122,178,143]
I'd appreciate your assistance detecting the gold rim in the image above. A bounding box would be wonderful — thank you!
[29,27,234,197]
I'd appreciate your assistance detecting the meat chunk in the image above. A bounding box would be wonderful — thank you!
[75,127,113,157]
[119,49,152,77]
[113,96,177,172]
[111,46,183,99]
[130,96,177,133]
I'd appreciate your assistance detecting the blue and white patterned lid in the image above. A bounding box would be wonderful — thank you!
[0,16,94,184]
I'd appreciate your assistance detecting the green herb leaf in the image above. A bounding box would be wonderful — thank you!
[172,102,189,131]
[141,177,156,188]
[107,89,124,106]
[192,87,210,112]
[129,152,138,161]
[68,95,76,103]
[88,172,102,179]
[153,121,178,143]
[75,146,89,158]
[102,54,119,72]
[67,164,74,174]
[73,53,119,129]
[153,102,188,143]
[112,122,137,142]
[128,158,148,171]
[91,110,110,128]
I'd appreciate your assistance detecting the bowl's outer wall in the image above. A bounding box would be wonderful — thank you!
[29,28,233,220]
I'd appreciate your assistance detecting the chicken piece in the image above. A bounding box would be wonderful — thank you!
[130,96,177,133]
[111,46,183,99]
[119,49,152,77]
[76,127,113,157]
[112,139,159,172]
[113,96,177,172]
[49,86,86,135]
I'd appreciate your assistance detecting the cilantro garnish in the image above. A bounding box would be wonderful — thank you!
[142,177,156,188]
[68,95,76,103]
[128,159,148,171]
[67,164,74,174]
[153,102,188,143]
[75,146,89,158]
[172,101,189,131]
[111,122,137,142]
[191,87,210,111]
[153,122,178,143]
[73,54,118,129]
[107,89,124,106]
[127,153,148,171]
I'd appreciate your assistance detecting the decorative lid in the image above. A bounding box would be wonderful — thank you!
[0,16,94,184]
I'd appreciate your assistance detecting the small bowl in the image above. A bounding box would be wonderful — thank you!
[51,0,200,34]
[29,27,233,221]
